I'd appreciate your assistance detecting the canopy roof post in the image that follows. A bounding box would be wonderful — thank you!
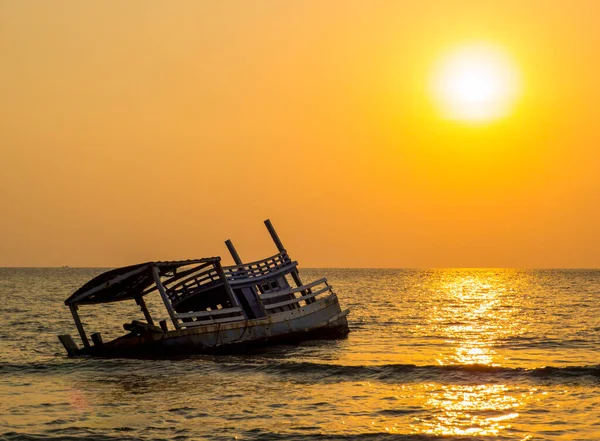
[69,304,90,348]
[152,265,180,330]
[214,260,242,309]
[135,296,154,326]
[225,239,243,265]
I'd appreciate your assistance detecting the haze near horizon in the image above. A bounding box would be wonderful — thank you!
[1,1,599,268]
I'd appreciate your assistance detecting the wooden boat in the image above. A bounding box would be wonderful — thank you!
[58,220,350,357]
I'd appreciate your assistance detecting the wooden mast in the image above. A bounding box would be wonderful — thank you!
[152,265,180,329]
[69,304,90,348]
[264,219,314,303]
[264,219,285,252]
[225,239,243,265]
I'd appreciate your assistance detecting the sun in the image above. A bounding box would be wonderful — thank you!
[430,43,521,124]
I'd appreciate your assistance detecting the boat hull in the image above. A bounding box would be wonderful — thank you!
[78,294,349,358]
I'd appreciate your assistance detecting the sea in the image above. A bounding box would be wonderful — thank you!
[1,268,599,441]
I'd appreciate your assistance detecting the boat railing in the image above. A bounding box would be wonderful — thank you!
[167,266,223,305]
[223,251,295,283]
[174,306,245,327]
[260,278,334,311]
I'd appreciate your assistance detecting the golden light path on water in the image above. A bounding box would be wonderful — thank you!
[326,270,547,439]
[433,272,518,366]
[415,271,530,437]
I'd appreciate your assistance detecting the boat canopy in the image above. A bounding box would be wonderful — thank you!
[64,258,220,306]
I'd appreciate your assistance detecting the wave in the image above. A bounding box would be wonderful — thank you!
[2,358,599,386]
[217,361,600,385]
[494,335,599,350]
[1,434,146,441]
[0,431,511,441]
[242,432,506,441]
[0,358,132,375]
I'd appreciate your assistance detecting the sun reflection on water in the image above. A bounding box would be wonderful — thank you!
[415,270,530,436]
[414,383,522,436]
[428,270,524,366]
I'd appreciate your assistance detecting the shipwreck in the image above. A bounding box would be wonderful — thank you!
[58,220,350,357]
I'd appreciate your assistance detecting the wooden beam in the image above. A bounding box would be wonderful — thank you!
[259,277,328,300]
[225,239,243,265]
[264,219,285,252]
[181,315,246,327]
[214,261,244,311]
[264,218,313,303]
[69,304,90,348]
[91,332,103,346]
[152,265,180,329]
[175,306,244,319]
[135,296,154,326]
[58,334,79,356]
[264,287,331,310]
[291,271,305,289]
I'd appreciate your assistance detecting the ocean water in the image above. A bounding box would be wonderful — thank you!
[1,268,599,441]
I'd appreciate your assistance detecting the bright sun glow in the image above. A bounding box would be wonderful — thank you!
[431,43,521,123]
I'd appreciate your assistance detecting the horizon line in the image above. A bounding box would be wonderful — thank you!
[1,266,599,270]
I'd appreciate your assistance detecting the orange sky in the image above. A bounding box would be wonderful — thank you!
[1,1,599,267]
